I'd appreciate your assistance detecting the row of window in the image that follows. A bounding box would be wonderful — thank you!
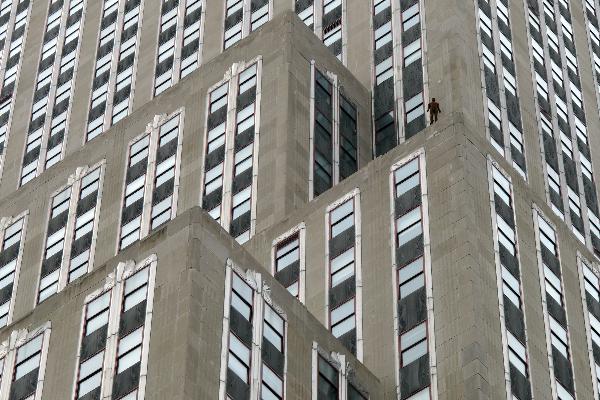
[221,265,285,400]
[86,0,144,141]
[223,0,271,49]
[311,66,358,198]
[526,0,600,258]
[0,0,31,180]
[371,0,426,158]
[74,256,155,399]
[296,0,343,61]
[392,155,433,400]
[315,348,366,399]
[202,60,260,244]
[535,211,576,399]
[153,0,204,96]
[489,163,532,399]
[476,0,526,177]
[327,193,361,358]
[20,0,86,186]
[581,259,600,399]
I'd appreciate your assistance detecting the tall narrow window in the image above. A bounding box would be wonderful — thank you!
[326,192,361,358]
[1,323,51,400]
[318,355,339,399]
[296,0,345,60]
[534,210,575,399]
[201,60,261,244]
[38,164,104,303]
[223,0,271,49]
[311,345,367,400]
[489,163,531,399]
[580,260,600,399]
[19,0,86,185]
[391,153,435,399]
[73,256,156,400]
[273,225,305,300]
[220,265,287,400]
[119,111,184,249]
[0,212,26,328]
[86,0,145,141]
[311,65,358,198]
[153,0,204,96]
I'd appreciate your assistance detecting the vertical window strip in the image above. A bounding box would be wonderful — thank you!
[19,0,87,186]
[0,213,26,328]
[223,0,272,49]
[0,0,32,181]
[311,65,358,199]
[74,256,156,400]
[579,259,600,400]
[534,209,576,399]
[119,111,183,250]
[273,226,305,300]
[475,0,527,177]
[326,192,361,359]
[153,0,204,96]
[38,164,104,303]
[220,265,288,400]
[0,323,51,400]
[372,0,398,157]
[400,0,426,140]
[489,163,532,399]
[391,154,434,399]
[86,0,145,141]
[202,60,261,243]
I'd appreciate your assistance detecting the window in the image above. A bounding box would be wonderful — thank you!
[19,0,86,185]
[400,322,427,366]
[201,61,260,243]
[311,66,358,198]
[223,0,271,49]
[38,164,104,303]
[318,356,339,400]
[221,266,287,399]
[296,0,314,27]
[86,0,144,141]
[1,323,51,400]
[273,227,305,299]
[154,0,204,95]
[119,112,183,250]
[0,213,26,328]
[74,257,156,400]
[0,0,32,182]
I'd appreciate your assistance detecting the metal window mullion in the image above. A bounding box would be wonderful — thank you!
[389,0,403,145]
[353,191,364,362]
[141,123,159,239]
[137,259,157,400]
[314,0,323,38]
[250,275,264,400]
[36,0,73,179]
[536,0,572,228]
[340,0,347,65]
[169,110,185,222]
[249,59,262,238]
[86,162,105,275]
[34,328,52,400]
[102,0,128,133]
[221,76,238,232]
[169,1,186,88]
[331,74,340,185]
[58,178,82,292]
[338,354,346,399]
[242,0,252,38]
[309,61,316,201]
[553,0,593,247]
[219,264,234,400]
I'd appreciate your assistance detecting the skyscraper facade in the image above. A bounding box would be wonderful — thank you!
[0,0,599,399]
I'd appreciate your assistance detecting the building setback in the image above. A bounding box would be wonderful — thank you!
[0,0,599,399]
